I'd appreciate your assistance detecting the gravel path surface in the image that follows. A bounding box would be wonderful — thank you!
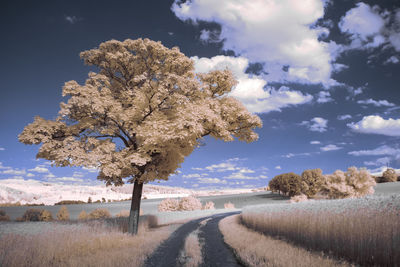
[144,212,242,267]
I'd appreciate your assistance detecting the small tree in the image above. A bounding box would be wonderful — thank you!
[381,168,397,183]
[269,173,303,197]
[57,206,70,221]
[301,168,324,198]
[19,38,261,234]
[88,197,92,204]
[323,167,376,198]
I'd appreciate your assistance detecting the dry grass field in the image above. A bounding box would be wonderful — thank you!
[219,215,351,267]
[0,217,174,267]
[241,194,400,266]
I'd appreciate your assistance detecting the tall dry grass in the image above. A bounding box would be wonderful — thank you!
[179,230,203,267]
[242,194,400,266]
[0,217,170,267]
[219,215,351,267]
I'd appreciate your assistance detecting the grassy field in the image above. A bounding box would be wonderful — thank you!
[0,217,176,267]
[241,194,400,266]
[219,214,351,267]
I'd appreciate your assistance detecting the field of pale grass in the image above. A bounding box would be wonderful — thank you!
[179,229,203,267]
[242,194,400,266]
[219,215,351,267]
[0,217,174,267]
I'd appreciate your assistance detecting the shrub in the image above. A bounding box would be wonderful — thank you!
[202,201,215,210]
[269,173,304,197]
[158,198,180,212]
[21,209,42,221]
[87,197,92,203]
[381,168,397,183]
[55,200,86,205]
[40,210,53,221]
[323,167,376,199]
[301,168,324,198]
[289,194,308,203]
[115,210,130,217]
[56,206,70,221]
[89,208,111,219]
[0,210,10,221]
[179,196,202,211]
[78,210,89,220]
[224,202,235,209]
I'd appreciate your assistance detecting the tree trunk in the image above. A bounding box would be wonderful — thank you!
[128,180,143,235]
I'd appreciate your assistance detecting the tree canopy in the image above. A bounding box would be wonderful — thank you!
[19,39,261,186]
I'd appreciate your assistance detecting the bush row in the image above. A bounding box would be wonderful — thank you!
[269,167,377,200]
[157,196,235,212]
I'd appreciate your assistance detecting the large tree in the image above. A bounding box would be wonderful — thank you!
[19,38,262,234]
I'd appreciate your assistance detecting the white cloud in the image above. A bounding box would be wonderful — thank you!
[198,178,227,184]
[0,147,4,151]
[28,166,49,173]
[65,15,80,24]
[2,169,26,175]
[357,99,395,107]
[364,157,391,166]
[310,141,321,145]
[26,173,35,177]
[44,173,56,179]
[301,117,328,132]
[182,173,207,178]
[199,29,221,43]
[337,114,352,120]
[339,3,386,49]
[384,56,400,64]
[275,165,282,170]
[224,172,260,180]
[82,166,99,173]
[205,162,239,172]
[320,144,342,151]
[0,162,10,169]
[192,55,313,113]
[316,91,333,103]
[173,0,340,86]
[54,177,84,183]
[282,152,312,158]
[348,115,400,136]
[348,145,400,157]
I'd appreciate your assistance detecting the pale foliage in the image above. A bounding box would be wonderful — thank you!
[202,201,215,210]
[78,210,89,220]
[40,210,53,221]
[158,198,180,212]
[289,194,308,203]
[18,38,261,187]
[115,209,143,217]
[323,167,376,199]
[382,168,397,182]
[158,196,203,212]
[224,202,235,209]
[56,206,70,221]
[179,230,203,267]
[301,168,324,198]
[89,208,111,219]
[179,196,202,211]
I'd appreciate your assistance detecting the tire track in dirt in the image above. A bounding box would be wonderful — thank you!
[199,212,243,267]
[144,211,241,267]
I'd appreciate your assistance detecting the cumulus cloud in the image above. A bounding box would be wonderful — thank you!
[316,91,333,103]
[192,55,313,113]
[301,117,328,132]
[348,115,400,136]
[65,15,80,24]
[275,165,282,170]
[337,114,352,120]
[357,99,395,107]
[339,3,400,52]
[224,172,261,180]
[173,0,340,86]
[339,2,386,49]
[198,178,227,184]
[310,141,321,144]
[384,56,399,64]
[182,173,207,178]
[320,144,342,151]
[348,145,400,157]
[364,157,391,166]
[1,168,26,175]
[282,152,313,158]
[28,166,49,173]
[199,29,221,43]
[0,147,4,151]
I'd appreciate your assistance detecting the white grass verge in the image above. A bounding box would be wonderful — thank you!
[219,215,352,267]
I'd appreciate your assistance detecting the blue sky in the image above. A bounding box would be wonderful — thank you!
[1,0,400,189]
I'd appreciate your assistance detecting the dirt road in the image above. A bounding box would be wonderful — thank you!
[144,212,243,267]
